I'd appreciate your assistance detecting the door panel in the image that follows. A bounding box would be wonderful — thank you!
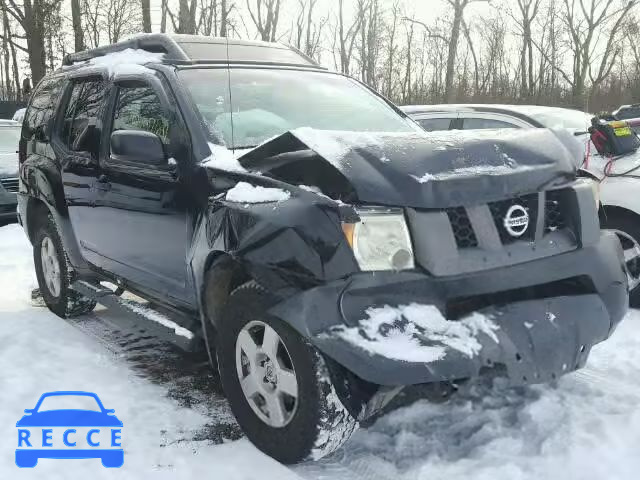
[57,78,107,259]
[88,80,194,306]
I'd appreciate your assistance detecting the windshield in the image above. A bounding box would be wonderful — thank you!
[0,126,20,152]
[526,108,592,131]
[616,106,640,120]
[179,68,415,149]
[36,394,102,412]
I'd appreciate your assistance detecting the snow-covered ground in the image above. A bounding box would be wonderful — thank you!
[1,221,640,479]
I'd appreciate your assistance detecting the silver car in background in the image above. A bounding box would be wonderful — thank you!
[403,104,640,305]
[0,119,20,222]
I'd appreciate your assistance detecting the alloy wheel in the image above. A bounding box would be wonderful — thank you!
[235,320,299,428]
[40,236,61,298]
[612,229,640,291]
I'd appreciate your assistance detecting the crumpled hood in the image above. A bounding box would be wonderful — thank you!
[238,127,581,208]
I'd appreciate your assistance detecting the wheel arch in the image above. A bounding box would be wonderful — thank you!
[25,196,50,244]
[200,252,251,331]
[600,204,640,227]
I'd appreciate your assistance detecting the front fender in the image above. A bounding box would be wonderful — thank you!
[204,190,359,295]
[599,175,640,216]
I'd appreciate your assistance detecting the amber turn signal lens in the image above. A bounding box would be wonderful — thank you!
[341,223,355,248]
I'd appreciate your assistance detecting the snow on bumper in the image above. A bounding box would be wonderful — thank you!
[316,294,611,386]
[269,231,627,386]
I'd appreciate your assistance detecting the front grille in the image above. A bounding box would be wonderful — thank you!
[488,193,538,244]
[447,206,478,248]
[0,177,18,192]
[544,190,566,233]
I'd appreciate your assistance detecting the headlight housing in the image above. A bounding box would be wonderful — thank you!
[343,209,415,271]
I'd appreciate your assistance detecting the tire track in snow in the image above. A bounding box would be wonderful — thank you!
[61,305,243,446]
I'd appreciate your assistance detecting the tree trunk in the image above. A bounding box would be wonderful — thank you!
[141,0,152,33]
[178,0,192,33]
[445,0,466,102]
[161,0,168,33]
[2,8,12,100]
[24,0,47,85]
[220,0,228,36]
[71,0,84,52]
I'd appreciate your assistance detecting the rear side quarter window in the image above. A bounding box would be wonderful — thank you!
[23,77,65,142]
[60,79,106,155]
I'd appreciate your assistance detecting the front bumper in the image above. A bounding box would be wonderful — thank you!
[270,231,627,386]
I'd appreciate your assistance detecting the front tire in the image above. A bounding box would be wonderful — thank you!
[33,215,96,318]
[602,211,640,307]
[216,281,358,463]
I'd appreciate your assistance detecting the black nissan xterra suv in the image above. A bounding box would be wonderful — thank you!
[17,34,627,464]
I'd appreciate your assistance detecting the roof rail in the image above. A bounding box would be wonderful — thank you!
[63,33,188,66]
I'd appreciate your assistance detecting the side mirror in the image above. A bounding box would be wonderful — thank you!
[110,130,166,167]
[23,409,34,414]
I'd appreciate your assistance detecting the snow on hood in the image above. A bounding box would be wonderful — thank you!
[87,48,164,78]
[326,303,499,363]
[239,127,580,208]
[225,182,290,203]
[203,143,249,172]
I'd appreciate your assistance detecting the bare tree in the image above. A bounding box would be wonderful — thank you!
[141,0,151,33]
[443,0,490,102]
[509,0,542,98]
[71,0,84,51]
[335,0,362,75]
[535,0,638,107]
[220,0,231,36]
[1,0,62,84]
[246,0,281,41]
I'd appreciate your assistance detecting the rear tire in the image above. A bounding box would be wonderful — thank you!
[33,215,96,318]
[215,281,358,464]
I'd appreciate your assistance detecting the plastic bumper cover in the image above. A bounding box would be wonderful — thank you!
[270,231,627,386]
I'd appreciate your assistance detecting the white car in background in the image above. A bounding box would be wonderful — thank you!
[402,104,640,305]
[12,108,26,123]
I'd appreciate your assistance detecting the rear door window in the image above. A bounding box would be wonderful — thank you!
[61,79,105,151]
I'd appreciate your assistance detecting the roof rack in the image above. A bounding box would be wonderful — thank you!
[62,33,322,69]
[63,34,188,66]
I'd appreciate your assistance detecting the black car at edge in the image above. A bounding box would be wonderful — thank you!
[17,34,628,463]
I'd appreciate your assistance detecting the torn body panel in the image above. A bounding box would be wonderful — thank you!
[267,231,626,386]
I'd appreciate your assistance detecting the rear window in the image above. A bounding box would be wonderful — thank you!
[23,77,65,141]
[462,118,518,129]
[416,117,452,132]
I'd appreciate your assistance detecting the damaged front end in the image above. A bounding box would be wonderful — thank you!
[197,126,627,392]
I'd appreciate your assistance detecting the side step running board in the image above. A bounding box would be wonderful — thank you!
[71,280,202,352]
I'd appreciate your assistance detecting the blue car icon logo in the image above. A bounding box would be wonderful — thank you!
[16,391,123,468]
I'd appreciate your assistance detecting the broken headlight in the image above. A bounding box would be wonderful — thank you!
[342,209,415,271]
